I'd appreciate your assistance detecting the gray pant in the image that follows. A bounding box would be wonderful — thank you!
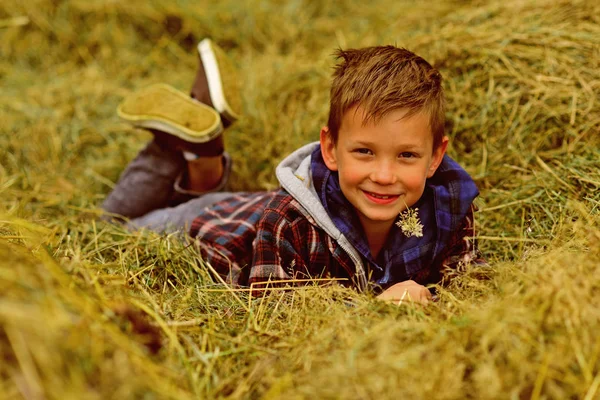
[101,139,233,234]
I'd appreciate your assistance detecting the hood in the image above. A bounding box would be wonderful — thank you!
[275,141,368,290]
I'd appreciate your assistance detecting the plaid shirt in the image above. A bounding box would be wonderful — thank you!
[189,147,485,291]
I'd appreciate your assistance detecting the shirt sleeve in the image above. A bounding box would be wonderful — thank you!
[248,205,310,288]
[439,204,488,283]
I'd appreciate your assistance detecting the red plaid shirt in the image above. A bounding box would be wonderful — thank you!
[189,189,484,290]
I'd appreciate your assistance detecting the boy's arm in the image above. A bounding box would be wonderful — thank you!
[439,204,488,282]
[249,204,314,288]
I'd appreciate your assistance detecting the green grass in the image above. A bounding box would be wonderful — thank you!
[1,0,600,398]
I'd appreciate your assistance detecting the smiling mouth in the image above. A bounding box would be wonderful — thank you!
[368,192,395,199]
[363,191,401,202]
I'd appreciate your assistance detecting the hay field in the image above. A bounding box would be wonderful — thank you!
[1,0,599,398]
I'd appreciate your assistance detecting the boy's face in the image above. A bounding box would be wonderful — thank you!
[320,106,448,235]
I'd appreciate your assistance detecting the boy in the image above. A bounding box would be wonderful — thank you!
[103,40,484,304]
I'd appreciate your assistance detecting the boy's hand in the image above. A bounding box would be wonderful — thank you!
[377,280,432,305]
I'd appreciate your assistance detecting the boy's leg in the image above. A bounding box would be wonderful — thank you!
[126,191,235,234]
[117,38,242,155]
[169,150,231,204]
[103,38,241,222]
[101,138,233,220]
[101,138,185,220]
[126,151,234,234]
[186,155,224,192]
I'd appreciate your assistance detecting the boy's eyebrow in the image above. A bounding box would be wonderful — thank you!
[351,140,425,150]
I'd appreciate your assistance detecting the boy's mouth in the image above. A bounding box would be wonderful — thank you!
[363,191,400,204]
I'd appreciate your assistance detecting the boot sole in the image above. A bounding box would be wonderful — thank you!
[117,83,223,143]
[198,38,241,123]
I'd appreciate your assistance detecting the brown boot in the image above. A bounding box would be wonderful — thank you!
[117,83,225,156]
[190,38,242,125]
[117,39,241,156]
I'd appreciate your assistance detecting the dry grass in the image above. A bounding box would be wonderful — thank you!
[1,0,599,398]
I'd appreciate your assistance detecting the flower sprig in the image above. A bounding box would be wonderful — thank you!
[395,206,423,238]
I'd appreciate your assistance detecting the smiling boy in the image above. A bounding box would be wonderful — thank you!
[321,106,446,260]
[103,42,484,304]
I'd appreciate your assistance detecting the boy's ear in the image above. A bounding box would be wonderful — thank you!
[427,136,449,178]
[320,126,338,171]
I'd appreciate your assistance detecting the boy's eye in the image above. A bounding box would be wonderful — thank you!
[355,148,373,155]
[399,152,416,158]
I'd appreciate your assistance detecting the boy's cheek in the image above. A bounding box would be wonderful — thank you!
[338,167,363,184]
[404,175,428,195]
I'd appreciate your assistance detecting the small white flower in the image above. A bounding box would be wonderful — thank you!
[396,207,424,238]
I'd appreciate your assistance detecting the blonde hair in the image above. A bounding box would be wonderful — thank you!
[327,46,445,150]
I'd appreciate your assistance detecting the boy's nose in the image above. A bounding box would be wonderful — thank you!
[369,162,397,185]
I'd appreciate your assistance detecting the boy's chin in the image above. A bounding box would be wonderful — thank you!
[358,211,399,225]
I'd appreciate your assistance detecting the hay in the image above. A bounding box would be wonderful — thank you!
[1,0,599,398]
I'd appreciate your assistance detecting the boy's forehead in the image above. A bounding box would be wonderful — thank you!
[341,105,415,125]
[339,106,433,134]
